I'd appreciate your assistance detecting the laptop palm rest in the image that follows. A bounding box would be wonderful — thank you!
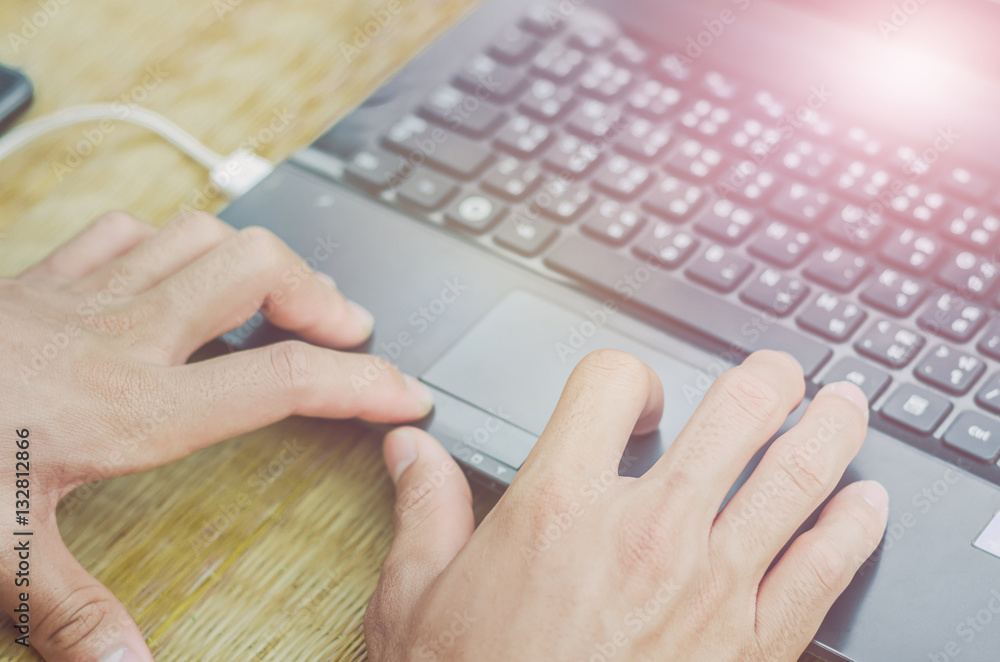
[421,290,708,479]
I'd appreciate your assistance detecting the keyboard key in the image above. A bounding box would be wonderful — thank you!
[544,235,832,377]
[494,115,552,158]
[396,168,458,211]
[825,202,886,248]
[854,320,925,369]
[769,181,831,226]
[820,357,891,402]
[685,245,753,293]
[781,139,836,179]
[664,138,724,180]
[445,193,505,233]
[384,115,493,179]
[860,268,927,317]
[701,70,740,101]
[343,146,407,193]
[943,411,1000,462]
[797,293,866,342]
[887,183,949,227]
[611,36,650,69]
[880,227,942,274]
[977,318,1000,361]
[842,126,883,158]
[717,162,777,204]
[633,223,699,268]
[642,176,705,222]
[915,345,986,395]
[533,179,592,222]
[725,118,783,160]
[748,221,814,268]
[519,5,566,36]
[488,25,541,65]
[943,206,1000,251]
[652,53,693,85]
[567,100,624,139]
[592,155,652,200]
[740,269,808,317]
[419,86,507,138]
[542,134,602,177]
[943,166,991,202]
[577,58,635,99]
[482,157,544,201]
[678,98,732,138]
[519,79,575,121]
[832,160,890,202]
[566,23,616,53]
[493,214,559,256]
[531,41,586,83]
[975,373,1000,415]
[581,200,644,245]
[880,384,952,435]
[917,293,986,343]
[455,56,526,102]
[694,199,758,245]
[937,251,999,298]
[803,246,870,292]
[616,118,672,162]
[626,79,683,120]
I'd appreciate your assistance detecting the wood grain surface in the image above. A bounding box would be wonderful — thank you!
[0,0,485,659]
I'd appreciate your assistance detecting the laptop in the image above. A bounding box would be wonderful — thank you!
[218,0,1000,659]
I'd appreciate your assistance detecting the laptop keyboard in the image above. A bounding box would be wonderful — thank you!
[329,5,1000,483]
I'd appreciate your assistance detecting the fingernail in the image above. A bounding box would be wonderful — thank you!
[821,381,869,416]
[316,271,337,289]
[405,375,435,412]
[386,428,418,482]
[857,480,890,517]
[348,300,375,332]
[101,647,145,662]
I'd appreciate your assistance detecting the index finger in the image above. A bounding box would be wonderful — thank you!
[521,349,664,479]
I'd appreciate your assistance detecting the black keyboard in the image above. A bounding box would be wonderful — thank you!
[333,5,1000,485]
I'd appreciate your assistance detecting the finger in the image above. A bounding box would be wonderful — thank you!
[646,350,804,516]
[99,341,434,473]
[754,481,888,660]
[19,212,155,282]
[713,382,870,573]
[10,518,153,662]
[523,349,664,478]
[136,226,371,362]
[77,211,234,295]
[375,427,475,611]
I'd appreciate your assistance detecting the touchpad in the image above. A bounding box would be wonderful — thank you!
[422,290,710,474]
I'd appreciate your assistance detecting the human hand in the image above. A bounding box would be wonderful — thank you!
[365,350,888,661]
[1,211,434,662]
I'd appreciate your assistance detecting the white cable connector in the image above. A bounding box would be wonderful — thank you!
[0,104,275,200]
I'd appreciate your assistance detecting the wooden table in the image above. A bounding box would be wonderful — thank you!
[0,1,486,659]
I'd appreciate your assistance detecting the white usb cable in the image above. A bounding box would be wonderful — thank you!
[0,104,275,199]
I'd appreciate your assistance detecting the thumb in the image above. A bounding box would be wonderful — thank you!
[22,518,152,662]
[381,427,475,594]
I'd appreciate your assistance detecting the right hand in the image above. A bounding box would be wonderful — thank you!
[365,349,889,661]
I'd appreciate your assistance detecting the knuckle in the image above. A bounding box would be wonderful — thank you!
[577,349,649,386]
[39,585,115,653]
[775,441,832,501]
[235,226,285,267]
[799,536,852,596]
[265,341,317,393]
[713,368,786,426]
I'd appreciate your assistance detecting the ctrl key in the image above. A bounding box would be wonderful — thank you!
[943,411,1000,462]
[880,384,952,435]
